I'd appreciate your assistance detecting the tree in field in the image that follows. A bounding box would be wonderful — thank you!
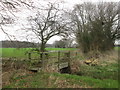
[71,2,119,53]
[28,3,69,52]
[54,37,75,48]
[54,40,66,48]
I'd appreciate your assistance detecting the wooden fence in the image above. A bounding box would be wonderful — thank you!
[27,50,78,72]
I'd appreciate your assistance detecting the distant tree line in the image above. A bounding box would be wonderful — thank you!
[1,40,37,48]
[1,40,77,48]
[53,39,77,48]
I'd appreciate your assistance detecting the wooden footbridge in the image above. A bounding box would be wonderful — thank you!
[27,50,78,73]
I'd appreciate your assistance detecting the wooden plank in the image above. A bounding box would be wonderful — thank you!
[29,50,72,54]
[29,67,41,72]
[59,62,69,69]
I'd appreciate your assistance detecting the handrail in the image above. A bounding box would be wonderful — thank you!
[27,50,78,54]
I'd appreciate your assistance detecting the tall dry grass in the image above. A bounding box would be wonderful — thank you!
[70,50,118,74]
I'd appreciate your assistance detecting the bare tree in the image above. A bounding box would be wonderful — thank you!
[54,38,74,48]
[27,3,69,52]
[54,40,66,48]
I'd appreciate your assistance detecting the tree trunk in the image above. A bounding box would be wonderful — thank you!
[40,42,46,52]
[40,42,46,60]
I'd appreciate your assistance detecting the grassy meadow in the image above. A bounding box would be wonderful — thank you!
[4,72,118,88]
[1,48,76,58]
[1,47,119,58]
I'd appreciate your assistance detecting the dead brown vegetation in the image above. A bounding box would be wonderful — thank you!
[70,50,118,74]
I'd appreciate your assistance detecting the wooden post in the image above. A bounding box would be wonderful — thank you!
[40,52,49,72]
[58,51,60,71]
[41,52,45,71]
[40,52,43,61]
[68,51,71,73]
[40,52,43,69]
[28,52,31,60]
[76,51,77,57]
[44,52,48,70]
[68,51,71,65]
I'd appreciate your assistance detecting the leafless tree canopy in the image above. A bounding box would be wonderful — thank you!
[0,0,32,40]
[28,3,69,51]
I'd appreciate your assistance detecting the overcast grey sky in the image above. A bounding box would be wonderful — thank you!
[0,0,119,44]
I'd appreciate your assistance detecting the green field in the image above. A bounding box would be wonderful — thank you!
[0,48,76,58]
[1,47,119,58]
[114,46,120,51]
